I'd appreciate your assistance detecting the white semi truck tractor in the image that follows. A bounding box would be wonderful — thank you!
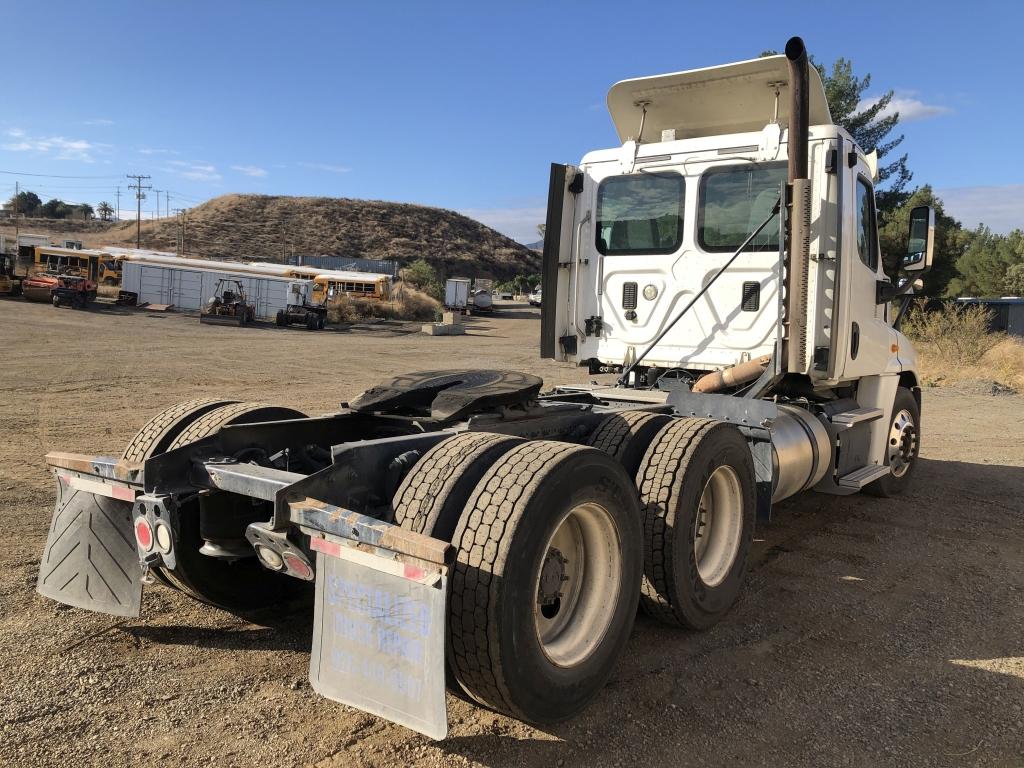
[35,37,934,739]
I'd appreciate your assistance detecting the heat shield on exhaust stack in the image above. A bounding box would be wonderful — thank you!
[785,178,812,373]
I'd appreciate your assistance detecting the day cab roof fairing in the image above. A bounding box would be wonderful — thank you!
[606,54,832,143]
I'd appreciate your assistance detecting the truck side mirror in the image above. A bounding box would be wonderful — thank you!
[903,205,935,273]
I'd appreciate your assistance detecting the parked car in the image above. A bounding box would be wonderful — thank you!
[528,288,542,306]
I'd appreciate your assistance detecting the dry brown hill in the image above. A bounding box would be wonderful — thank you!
[8,194,539,281]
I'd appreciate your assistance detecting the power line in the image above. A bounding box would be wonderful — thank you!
[0,169,121,179]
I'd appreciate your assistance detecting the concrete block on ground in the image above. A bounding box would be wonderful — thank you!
[421,322,466,336]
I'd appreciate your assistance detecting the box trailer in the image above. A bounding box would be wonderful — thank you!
[120,256,301,322]
[444,278,470,309]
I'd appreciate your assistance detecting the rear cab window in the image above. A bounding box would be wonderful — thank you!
[698,162,786,252]
[596,173,685,255]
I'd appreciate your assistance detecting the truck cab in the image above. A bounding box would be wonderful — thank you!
[542,40,934,499]
[544,52,918,389]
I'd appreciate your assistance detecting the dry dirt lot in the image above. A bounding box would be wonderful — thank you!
[1,298,1022,768]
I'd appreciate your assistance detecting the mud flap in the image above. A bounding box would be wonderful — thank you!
[36,476,142,617]
[309,540,448,740]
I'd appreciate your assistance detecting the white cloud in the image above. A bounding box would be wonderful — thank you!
[857,91,951,122]
[165,160,221,182]
[1,129,108,161]
[459,206,548,243]
[83,118,114,126]
[937,184,1024,235]
[231,164,267,178]
[298,161,351,174]
[138,147,178,155]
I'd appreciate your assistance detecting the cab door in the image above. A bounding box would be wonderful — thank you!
[835,164,894,379]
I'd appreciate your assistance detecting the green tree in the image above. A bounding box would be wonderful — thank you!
[75,203,94,219]
[819,59,911,212]
[1005,263,1024,296]
[761,51,912,212]
[949,227,1024,297]
[41,198,68,218]
[7,190,42,216]
[401,258,443,299]
[97,201,114,221]
[878,186,970,297]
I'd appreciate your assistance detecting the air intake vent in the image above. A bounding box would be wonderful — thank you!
[741,281,760,311]
[622,282,638,310]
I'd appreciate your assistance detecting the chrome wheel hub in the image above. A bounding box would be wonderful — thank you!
[888,408,918,478]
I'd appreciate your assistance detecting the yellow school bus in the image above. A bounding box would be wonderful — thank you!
[33,246,102,282]
[311,272,391,304]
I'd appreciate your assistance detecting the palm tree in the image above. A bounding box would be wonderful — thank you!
[97,201,114,221]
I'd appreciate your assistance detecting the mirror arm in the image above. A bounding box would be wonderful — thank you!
[892,293,915,330]
[876,278,914,305]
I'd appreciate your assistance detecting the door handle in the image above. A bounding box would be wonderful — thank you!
[850,322,860,360]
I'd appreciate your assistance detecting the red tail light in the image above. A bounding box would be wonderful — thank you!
[134,518,154,551]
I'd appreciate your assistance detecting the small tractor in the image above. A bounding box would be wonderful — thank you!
[35,38,935,740]
[275,280,327,330]
[200,278,255,326]
[0,253,22,297]
[51,273,98,309]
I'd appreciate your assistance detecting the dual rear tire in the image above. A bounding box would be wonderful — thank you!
[122,399,307,612]
[394,433,643,724]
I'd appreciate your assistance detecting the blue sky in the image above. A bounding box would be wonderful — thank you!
[3,1,1021,242]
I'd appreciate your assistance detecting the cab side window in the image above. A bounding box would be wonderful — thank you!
[855,177,879,271]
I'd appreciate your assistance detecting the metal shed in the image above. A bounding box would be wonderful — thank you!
[955,297,1024,337]
[120,254,309,321]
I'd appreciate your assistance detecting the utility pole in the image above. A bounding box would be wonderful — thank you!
[115,185,121,221]
[165,192,170,220]
[172,208,188,256]
[126,174,151,248]
[13,181,19,249]
[154,189,163,219]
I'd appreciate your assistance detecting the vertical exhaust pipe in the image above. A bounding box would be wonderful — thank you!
[785,36,809,182]
[783,36,811,373]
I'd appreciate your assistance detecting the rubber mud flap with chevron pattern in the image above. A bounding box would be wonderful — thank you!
[36,476,142,617]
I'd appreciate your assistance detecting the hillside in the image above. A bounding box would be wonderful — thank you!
[2,194,540,281]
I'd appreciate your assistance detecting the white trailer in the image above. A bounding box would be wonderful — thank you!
[120,255,300,321]
[444,277,470,309]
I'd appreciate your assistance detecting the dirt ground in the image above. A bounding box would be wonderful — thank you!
[1,298,1022,768]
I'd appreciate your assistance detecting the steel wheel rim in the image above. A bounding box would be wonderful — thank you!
[534,502,622,668]
[888,408,918,478]
[693,465,743,588]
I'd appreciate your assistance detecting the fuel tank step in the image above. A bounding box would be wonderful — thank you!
[831,407,883,428]
[836,464,890,490]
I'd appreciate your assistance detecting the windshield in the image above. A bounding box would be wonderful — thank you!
[596,173,684,255]
[698,162,786,252]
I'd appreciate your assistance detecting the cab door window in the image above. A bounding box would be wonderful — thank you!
[855,177,879,271]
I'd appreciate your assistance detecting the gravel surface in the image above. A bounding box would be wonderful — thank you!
[1,298,1022,767]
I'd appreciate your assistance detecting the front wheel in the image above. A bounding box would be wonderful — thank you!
[867,386,920,497]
